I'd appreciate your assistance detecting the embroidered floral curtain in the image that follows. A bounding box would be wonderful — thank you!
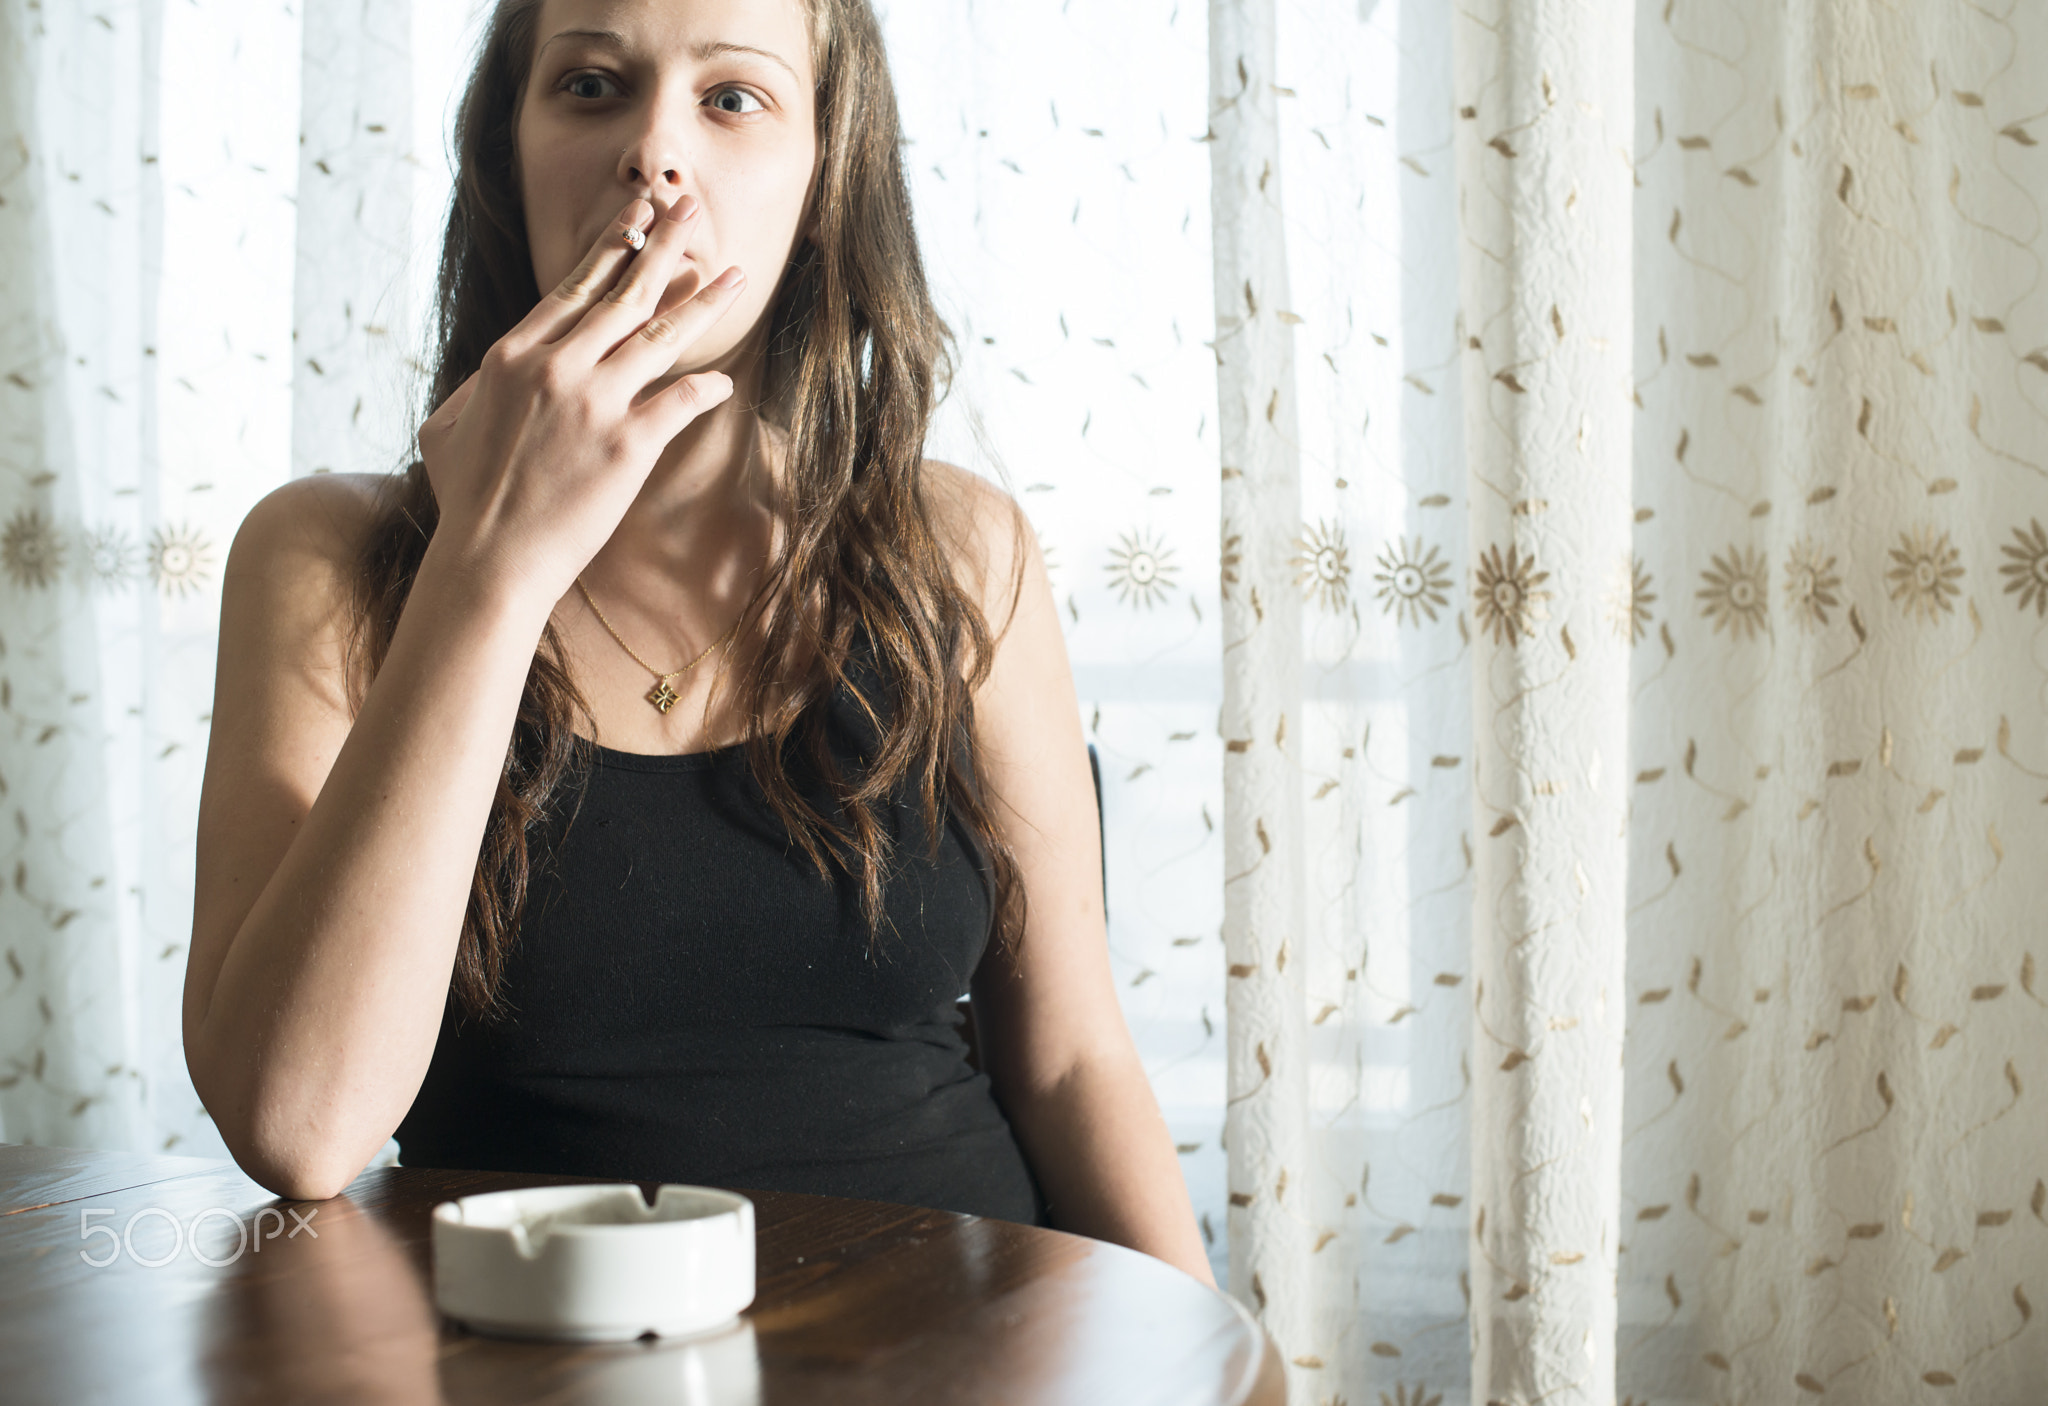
[1616,3,2048,1402]
[1,0,477,1171]
[1209,0,2048,1402]
[6,2,2048,1403]
[1,0,294,1160]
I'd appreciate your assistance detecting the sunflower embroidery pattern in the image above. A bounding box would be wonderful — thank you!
[148,521,216,599]
[1105,528,1179,610]
[2,508,65,590]
[1697,544,1769,639]
[1372,536,1453,627]
[1782,537,1842,631]
[1885,525,1964,624]
[1220,521,1242,601]
[1602,555,1655,643]
[1379,1384,1443,1406]
[1999,518,2048,617]
[1290,518,1352,613]
[81,524,142,591]
[1472,542,1550,646]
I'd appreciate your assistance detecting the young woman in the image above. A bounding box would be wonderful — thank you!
[181,0,1213,1286]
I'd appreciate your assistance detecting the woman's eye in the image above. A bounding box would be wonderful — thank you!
[560,71,619,101]
[708,87,765,116]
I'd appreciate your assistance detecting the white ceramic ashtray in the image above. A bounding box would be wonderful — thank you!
[431,1183,755,1343]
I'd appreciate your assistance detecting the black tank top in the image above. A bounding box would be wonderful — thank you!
[393,650,1051,1227]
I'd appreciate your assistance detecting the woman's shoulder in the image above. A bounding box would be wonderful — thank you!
[920,458,1038,635]
[920,455,1013,520]
[230,470,389,575]
[219,471,393,693]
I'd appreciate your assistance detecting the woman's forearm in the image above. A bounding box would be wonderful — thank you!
[1000,1051,1217,1288]
[189,537,556,1201]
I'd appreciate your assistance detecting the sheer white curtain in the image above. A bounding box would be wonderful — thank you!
[7,2,2047,1403]
[0,0,478,1170]
[1616,4,2048,1402]
[0,0,298,1161]
[1214,0,2048,1402]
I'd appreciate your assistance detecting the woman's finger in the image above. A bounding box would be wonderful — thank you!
[630,368,738,445]
[601,263,748,397]
[500,198,665,352]
[548,193,703,365]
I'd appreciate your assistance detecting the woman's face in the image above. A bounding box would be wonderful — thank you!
[515,0,819,375]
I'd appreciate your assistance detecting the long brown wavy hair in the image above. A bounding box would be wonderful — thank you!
[341,0,1026,1026]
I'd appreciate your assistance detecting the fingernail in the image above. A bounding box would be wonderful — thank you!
[670,195,698,222]
[712,266,744,289]
[623,198,652,227]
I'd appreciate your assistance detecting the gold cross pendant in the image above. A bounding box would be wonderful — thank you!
[646,679,680,713]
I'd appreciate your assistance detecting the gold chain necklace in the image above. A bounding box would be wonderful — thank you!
[574,577,742,714]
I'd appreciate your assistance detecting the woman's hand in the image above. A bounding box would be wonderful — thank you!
[414,195,749,608]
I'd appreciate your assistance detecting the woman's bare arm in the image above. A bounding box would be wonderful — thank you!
[185,196,745,1201]
[183,474,558,1201]
[931,462,1216,1288]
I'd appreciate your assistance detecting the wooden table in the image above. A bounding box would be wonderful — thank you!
[0,1143,1282,1405]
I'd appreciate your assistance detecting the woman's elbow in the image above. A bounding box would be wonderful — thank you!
[223,1127,361,1203]
[188,1044,361,1203]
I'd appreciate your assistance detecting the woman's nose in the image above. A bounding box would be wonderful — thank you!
[618,139,684,196]
[617,99,692,198]
[621,147,681,191]
[614,86,704,198]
